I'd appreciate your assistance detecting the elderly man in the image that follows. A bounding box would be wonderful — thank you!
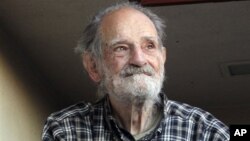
[42,2,229,141]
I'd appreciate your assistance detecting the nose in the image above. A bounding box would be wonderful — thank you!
[129,47,147,67]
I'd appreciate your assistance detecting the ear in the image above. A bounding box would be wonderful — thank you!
[82,53,101,83]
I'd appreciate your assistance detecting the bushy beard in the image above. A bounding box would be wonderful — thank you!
[98,64,165,104]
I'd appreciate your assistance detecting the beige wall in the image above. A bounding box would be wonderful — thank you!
[0,29,52,141]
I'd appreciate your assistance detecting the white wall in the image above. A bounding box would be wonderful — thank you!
[0,29,52,141]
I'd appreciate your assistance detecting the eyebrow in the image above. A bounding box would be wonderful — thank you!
[142,36,158,43]
[108,36,159,47]
[109,39,131,47]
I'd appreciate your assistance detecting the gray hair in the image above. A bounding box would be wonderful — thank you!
[75,2,166,59]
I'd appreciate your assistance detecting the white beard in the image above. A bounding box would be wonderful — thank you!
[99,64,165,104]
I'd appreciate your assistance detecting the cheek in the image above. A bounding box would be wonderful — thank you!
[148,54,165,73]
[104,53,129,75]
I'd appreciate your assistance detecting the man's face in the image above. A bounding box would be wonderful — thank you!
[98,8,166,102]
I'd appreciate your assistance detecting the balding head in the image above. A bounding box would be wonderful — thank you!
[100,7,158,48]
[76,2,166,59]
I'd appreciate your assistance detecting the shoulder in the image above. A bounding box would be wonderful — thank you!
[42,102,91,140]
[46,98,105,121]
[165,100,227,127]
[48,102,92,121]
[42,100,104,140]
[164,100,230,140]
[166,100,215,122]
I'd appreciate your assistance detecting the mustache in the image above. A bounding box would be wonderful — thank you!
[120,65,155,77]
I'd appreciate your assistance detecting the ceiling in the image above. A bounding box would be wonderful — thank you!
[1,0,250,123]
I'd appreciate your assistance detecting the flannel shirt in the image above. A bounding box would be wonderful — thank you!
[42,94,229,141]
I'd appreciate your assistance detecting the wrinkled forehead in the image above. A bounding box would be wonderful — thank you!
[99,7,158,45]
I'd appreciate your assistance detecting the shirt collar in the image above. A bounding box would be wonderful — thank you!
[102,93,169,139]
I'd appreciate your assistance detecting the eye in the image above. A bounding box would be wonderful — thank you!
[146,43,155,49]
[113,46,128,52]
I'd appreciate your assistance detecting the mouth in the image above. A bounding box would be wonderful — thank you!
[124,72,152,77]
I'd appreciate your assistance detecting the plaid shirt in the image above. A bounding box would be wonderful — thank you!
[42,94,229,141]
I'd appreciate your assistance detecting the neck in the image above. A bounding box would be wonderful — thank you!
[109,95,159,135]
